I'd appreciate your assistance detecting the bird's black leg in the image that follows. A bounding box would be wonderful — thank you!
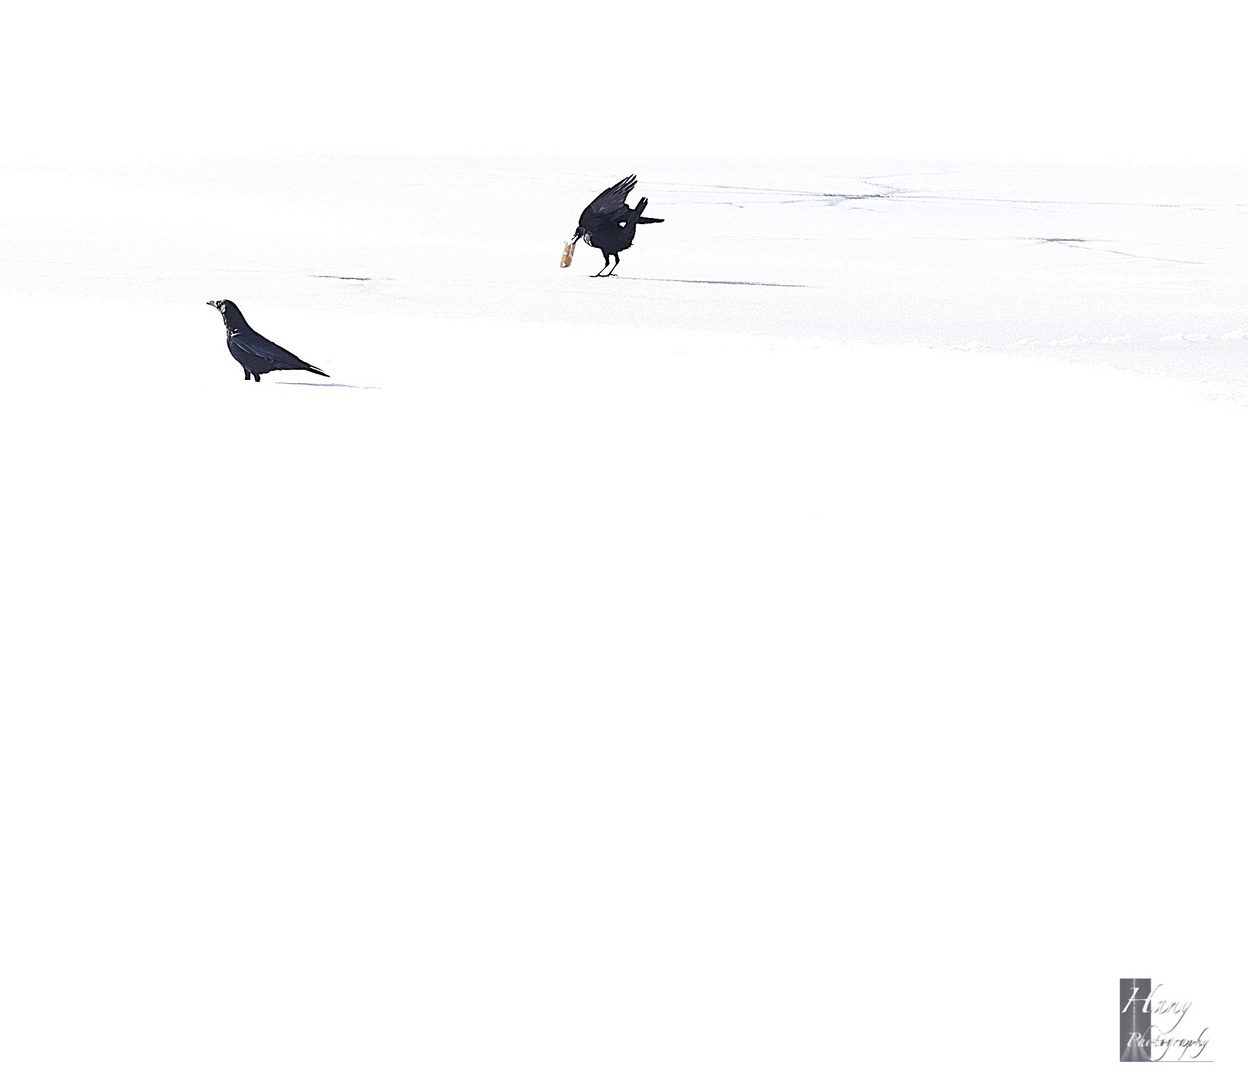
[595,251,611,277]
[254,373,261,383]
[606,253,620,277]
[244,370,251,381]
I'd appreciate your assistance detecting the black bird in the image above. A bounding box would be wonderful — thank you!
[206,300,329,383]
[564,175,664,276]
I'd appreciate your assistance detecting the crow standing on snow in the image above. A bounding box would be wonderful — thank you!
[207,300,329,383]
[563,175,664,276]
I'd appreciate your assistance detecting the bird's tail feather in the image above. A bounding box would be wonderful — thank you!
[305,364,330,378]
[634,196,664,225]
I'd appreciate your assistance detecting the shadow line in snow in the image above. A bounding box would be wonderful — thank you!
[628,277,811,289]
[277,381,381,390]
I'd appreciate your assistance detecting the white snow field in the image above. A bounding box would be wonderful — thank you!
[2,156,1244,1078]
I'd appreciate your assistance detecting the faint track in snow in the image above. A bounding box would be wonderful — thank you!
[647,178,906,210]
[868,181,1248,215]
[1027,236,1206,266]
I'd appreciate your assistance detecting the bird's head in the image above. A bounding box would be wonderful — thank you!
[207,299,241,324]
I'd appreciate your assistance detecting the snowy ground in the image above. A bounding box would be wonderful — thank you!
[1,156,1243,1077]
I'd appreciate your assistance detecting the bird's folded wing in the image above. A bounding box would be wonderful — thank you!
[232,332,309,371]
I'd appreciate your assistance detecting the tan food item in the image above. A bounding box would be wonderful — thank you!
[560,242,574,268]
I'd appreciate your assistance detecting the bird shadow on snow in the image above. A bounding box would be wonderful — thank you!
[275,380,381,390]
[622,276,812,289]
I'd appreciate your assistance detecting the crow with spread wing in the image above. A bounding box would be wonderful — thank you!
[563,175,664,276]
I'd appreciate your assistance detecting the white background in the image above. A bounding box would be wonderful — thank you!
[0,2,1242,1077]
[1,1,1244,166]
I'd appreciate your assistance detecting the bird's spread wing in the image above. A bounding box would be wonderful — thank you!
[580,175,637,226]
[231,330,310,371]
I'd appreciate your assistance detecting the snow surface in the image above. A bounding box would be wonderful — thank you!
[1,156,1244,1077]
